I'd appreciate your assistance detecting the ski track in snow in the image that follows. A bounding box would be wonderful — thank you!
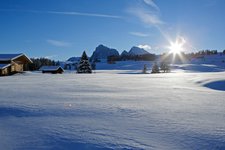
[0,70,225,149]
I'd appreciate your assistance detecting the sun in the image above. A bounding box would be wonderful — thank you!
[162,36,188,64]
[169,42,183,54]
[168,37,186,55]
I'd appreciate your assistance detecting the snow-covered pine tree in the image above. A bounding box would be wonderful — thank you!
[151,62,160,73]
[77,51,92,73]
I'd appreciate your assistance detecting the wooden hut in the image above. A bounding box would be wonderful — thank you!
[39,66,64,74]
[0,53,32,76]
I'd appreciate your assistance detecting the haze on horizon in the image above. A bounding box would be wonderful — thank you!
[0,0,225,61]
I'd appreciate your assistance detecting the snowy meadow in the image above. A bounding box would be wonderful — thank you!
[0,69,225,150]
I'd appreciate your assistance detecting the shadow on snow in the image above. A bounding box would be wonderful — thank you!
[204,80,225,91]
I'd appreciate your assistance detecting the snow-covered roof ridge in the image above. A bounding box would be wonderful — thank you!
[0,63,11,69]
[0,53,23,61]
[0,53,32,63]
[39,66,64,71]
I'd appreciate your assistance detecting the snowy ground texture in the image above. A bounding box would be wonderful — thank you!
[1,61,225,149]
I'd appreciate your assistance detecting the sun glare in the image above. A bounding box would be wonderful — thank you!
[169,42,183,54]
[169,37,186,55]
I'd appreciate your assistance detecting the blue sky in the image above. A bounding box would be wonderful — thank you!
[0,0,225,60]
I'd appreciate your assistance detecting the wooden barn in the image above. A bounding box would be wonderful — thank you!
[0,53,32,76]
[39,66,64,74]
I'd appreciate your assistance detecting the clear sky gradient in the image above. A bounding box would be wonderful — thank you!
[0,0,225,60]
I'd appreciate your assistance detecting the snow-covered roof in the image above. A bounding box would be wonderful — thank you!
[39,66,64,71]
[0,54,23,61]
[0,63,11,69]
[0,53,32,63]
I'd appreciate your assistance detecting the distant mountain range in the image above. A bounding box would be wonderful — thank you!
[67,57,80,62]
[67,44,152,62]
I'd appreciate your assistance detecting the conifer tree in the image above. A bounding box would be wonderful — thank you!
[160,62,170,73]
[77,51,92,73]
[151,62,160,73]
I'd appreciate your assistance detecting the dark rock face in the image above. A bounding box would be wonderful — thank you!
[128,46,150,56]
[121,50,129,56]
[91,44,119,61]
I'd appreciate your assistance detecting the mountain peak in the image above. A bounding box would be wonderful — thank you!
[129,46,150,55]
[91,44,119,60]
[121,50,129,56]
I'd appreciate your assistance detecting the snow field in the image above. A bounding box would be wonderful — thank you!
[0,70,225,149]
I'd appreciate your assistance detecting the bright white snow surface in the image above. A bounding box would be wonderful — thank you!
[0,69,225,150]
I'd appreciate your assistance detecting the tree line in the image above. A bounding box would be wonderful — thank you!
[107,54,156,63]
[28,58,60,71]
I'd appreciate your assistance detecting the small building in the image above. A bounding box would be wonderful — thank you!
[0,53,32,76]
[39,66,64,74]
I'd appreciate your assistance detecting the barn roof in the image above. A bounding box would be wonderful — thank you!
[39,66,64,71]
[0,63,11,69]
[0,53,32,63]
